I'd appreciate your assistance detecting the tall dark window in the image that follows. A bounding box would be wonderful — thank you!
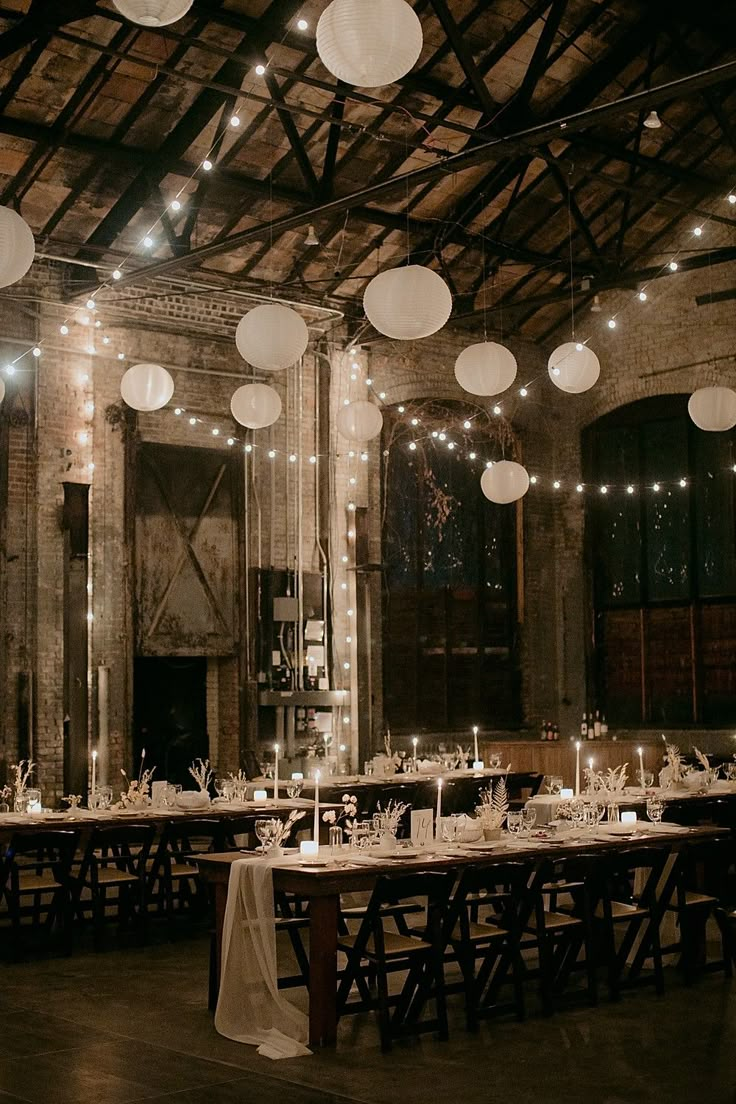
[381,401,520,732]
[584,395,736,726]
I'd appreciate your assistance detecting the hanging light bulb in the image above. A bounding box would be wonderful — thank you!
[643,110,662,129]
[304,224,320,246]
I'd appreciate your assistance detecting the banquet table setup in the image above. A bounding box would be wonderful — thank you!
[199,806,734,1052]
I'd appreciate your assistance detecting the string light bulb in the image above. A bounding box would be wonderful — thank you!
[202,159,213,172]
[255,64,266,75]
[60,324,69,335]
[638,291,647,302]
[607,318,616,329]
[297,17,308,29]
[693,226,702,237]
[230,114,241,127]
[86,298,96,309]
[627,485,634,494]
[669,260,678,271]
[112,269,122,280]
[728,194,736,205]
[652,482,660,492]
[171,199,182,212]
[576,484,583,493]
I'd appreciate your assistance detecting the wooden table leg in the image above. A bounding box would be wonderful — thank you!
[209,880,228,1012]
[308,893,339,1047]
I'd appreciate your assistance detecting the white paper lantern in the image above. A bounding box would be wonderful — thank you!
[688,386,736,432]
[230,383,282,429]
[316,0,423,87]
[235,304,308,371]
[112,0,193,26]
[480,460,529,504]
[336,400,383,441]
[548,342,600,394]
[364,265,452,340]
[120,363,174,411]
[0,377,5,405]
[455,342,517,396]
[0,206,35,289]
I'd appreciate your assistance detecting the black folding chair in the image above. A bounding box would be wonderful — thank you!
[1,830,78,957]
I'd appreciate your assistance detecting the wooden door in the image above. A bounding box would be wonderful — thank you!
[135,442,240,656]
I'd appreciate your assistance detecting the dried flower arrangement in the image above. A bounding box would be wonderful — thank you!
[477,775,509,829]
[661,743,685,787]
[189,757,213,792]
[323,793,358,835]
[62,794,83,809]
[11,759,34,801]
[118,749,155,808]
[375,798,409,833]
[272,809,306,847]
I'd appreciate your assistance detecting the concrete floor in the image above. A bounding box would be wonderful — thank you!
[0,932,734,1104]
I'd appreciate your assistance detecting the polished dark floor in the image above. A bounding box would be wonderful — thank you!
[0,931,734,1104]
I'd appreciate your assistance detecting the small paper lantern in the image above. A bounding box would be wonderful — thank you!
[316,0,423,87]
[363,265,452,340]
[548,342,600,394]
[0,205,35,289]
[235,304,308,371]
[112,0,193,25]
[336,400,383,441]
[0,377,5,404]
[688,386,736,432]
[455,342,517,396]
[120,363,174,411]
[480,460,529,504]
[230,383,282,429]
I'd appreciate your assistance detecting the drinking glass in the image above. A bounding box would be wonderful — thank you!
[641,770,655,789]
[569,799,586,829]
[506,810,524,836]
[255,817,279,853]
[363,761,374,776]
[328,825,344,852]
[214,777,226,798]
[441,814,460,844]
[521,807,537,834]
[583,805,598,831]
[286,779,304,799]
[25,788,41,812]
[490,753,502,770]
[646,797,664,825]
[725,763,736,782]
[546,775,563,795]
[98,784,113,809]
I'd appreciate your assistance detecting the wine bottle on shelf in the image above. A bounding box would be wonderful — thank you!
[601,713,608,738]
[553,724,560,742]
[546,720,554,741]
[580,711,588,740]
[541,719,548,741]
[593,709,602,739]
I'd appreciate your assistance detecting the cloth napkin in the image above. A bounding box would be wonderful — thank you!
[215,857,312,1059]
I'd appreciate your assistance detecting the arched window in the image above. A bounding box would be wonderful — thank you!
[584,395,736,726]
[381,400,521,733]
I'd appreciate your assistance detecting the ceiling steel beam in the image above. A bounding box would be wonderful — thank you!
[106,56,736,289]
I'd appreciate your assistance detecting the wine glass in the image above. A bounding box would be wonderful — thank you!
[214,777,226,799]
[546,775,563,795]
[521,807,537,834]
[569,799,586,830]
[255,817,279,853]
[646,797,664,826]
[506,810,524,837]
[286,779,303,799]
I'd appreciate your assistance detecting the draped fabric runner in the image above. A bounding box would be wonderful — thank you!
[214,857,312,1059]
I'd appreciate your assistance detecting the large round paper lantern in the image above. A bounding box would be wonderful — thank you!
[455,342,517,396]
[480,460,529,504]
[336,400,383,441]
[548,342,600,394]
[230,383,282,429]
[0,206,35,289]
[688,386,736,432]
[120,363,174,411]
[112,0,193,25]
[316,0,423,87]
[235,304,308,371]
[363,265,452,340]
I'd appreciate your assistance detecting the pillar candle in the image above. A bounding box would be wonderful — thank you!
[472,725,479,764]
[91,749,97,795]
[638,746,645,788]
[273,743,279,800]
[575,741,581,796]
[412,736,418,768]
[435,777,443,840]
[313,770,320,842]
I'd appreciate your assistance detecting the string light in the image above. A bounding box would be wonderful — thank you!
[553,480,561,489]
[297,17,308,29]
[230,114,241,127]
[170,199,182,212]
[112,269,122,280]
[652,482,660,492]
[693,226,702,237]
[227,437,235,446]
[530,475,537,485]
[679,478,687,487]
[212,427,220,436]
[32,347,41,357]
[255,64,266,76]
[600,485,608,494]
[245,443,253,453]
[60,324,69,335]
[268,449,276,459]
[638,291,647,302]
[607,318,616,329]
[728,194,736,205]
[519,387,528,397]
[493,405,501,415]
[202,159,213,172]
[669,260,678,271]
[142,236,154,248]
[86,298,96,309]
[189,417,196,425]
[576,484,583,493]
[627,485,634,494]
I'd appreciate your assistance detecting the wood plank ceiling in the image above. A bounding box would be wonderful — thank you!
[0,0,735,342]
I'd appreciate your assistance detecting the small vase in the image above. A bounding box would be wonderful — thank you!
[483,826,502,841]
[328,825,344,852]
[269,845,284,859]
[13,794,28,814]
[607,802,620,823]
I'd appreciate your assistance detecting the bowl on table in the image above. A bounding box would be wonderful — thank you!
[175,790,211,811]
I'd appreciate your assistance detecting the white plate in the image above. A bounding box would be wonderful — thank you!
[298,859,330,868]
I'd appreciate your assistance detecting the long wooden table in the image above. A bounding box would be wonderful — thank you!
[198,823,725,1048]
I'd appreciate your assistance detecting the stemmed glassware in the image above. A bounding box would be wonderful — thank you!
[506,810,524,837]
[546,775,563,796]
[646,797,664,826]
[255,817,279,854]
[286,779,304,799]
[521,807,536,835]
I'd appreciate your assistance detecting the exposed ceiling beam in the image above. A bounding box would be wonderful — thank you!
[100,58,736,292]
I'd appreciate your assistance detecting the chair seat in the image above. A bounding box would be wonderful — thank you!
[532,910,583,930]
[170,862,198,879]
[17,872,62,893]
[458,920,507,944]
[276,916,310,930]
[338,929,430,959]
[668,891,718,910]
[341,902,423,920]
[94,867,139,886]
[595,899,648,921]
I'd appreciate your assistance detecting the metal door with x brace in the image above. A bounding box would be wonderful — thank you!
[134,442,240,656]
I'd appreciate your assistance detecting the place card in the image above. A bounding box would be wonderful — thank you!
[411,808,433,849]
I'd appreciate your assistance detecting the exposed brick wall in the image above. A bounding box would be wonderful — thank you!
[1,254,735,799]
